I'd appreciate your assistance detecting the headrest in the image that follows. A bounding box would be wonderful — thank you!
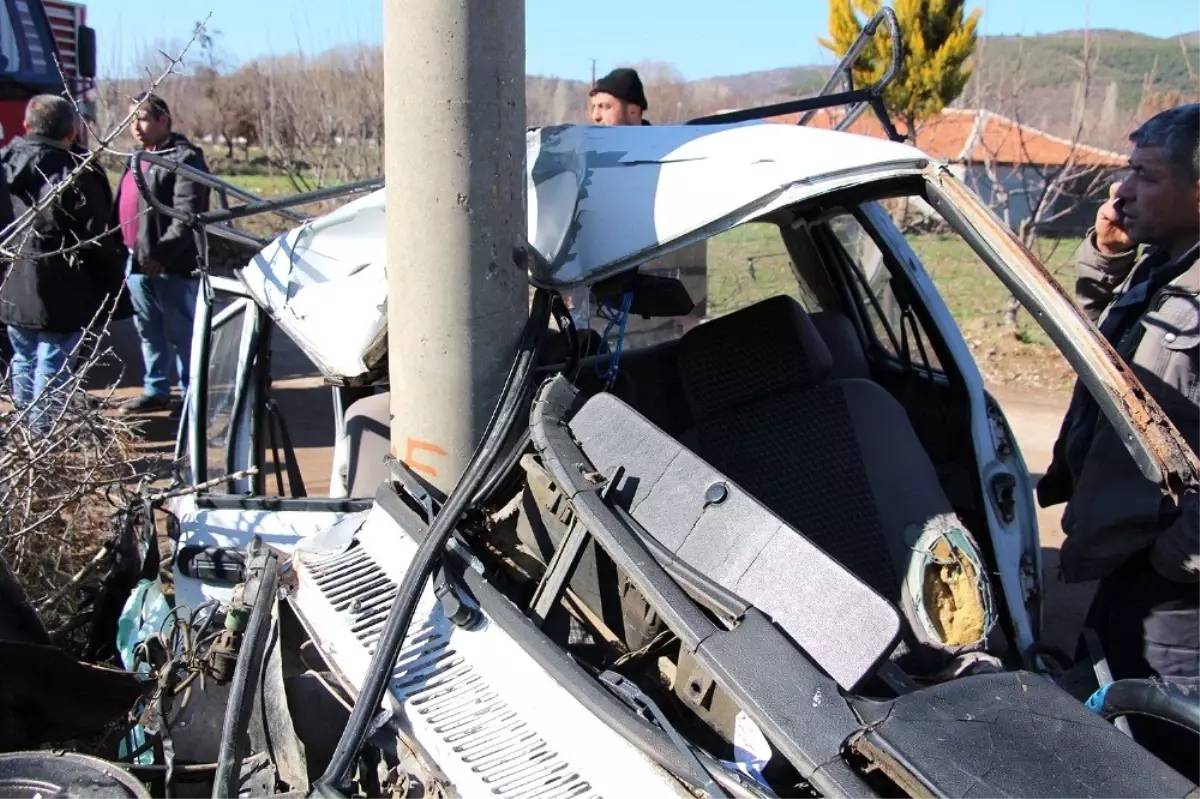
[809,312,871,381]
[678,295,833,421]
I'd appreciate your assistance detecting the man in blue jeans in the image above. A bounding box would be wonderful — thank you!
[112,93,210,416]
[0,95,122,432]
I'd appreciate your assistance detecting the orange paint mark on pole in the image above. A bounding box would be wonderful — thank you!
[404,438,449,478]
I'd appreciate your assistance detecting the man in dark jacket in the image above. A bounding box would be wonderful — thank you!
[589,67,652,126]
[585,68,708,346]
[113,92,211,415]
[0,94,121,431]
[1038,103,1198,779]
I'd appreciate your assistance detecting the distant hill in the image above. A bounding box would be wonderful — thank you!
[966,29,1199,107]
[114,27,1197,150]
[526,65,829,125]
[688,66,828,101]
[543,28,1200,143]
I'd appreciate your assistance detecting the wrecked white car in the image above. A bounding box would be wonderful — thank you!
[2,12,1197,798]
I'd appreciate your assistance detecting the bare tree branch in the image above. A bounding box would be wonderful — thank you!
[967,22,1122,330]
[0,26,212,650]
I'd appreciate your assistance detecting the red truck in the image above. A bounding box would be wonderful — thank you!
[0,0,96,146]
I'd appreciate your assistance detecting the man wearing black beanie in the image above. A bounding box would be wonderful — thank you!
[584,66,710,346]
[589,67,651,126]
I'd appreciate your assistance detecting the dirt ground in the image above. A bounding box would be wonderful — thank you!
[90,318,337,496]
[95,318,1093,656]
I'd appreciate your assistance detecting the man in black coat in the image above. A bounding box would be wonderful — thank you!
[0,94,122,432]
[588,67,652,126]
[112,92,211,416]
[585,68,709,345]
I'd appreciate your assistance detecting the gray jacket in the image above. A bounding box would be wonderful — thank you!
[1039,230,1199,583]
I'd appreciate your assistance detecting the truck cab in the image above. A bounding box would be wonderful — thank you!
[0,0,96,146]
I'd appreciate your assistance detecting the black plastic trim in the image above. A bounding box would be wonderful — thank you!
[192,496,374,513]
[530,375,872,797]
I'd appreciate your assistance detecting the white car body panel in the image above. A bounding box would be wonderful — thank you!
[237,122,928,382]
[289,503,691,799]
[168,493,365,610]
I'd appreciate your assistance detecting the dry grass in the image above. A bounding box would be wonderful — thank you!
[0,324,156,645]
[705,224,1082,392]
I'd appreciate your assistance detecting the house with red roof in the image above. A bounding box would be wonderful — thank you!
[767,107,1127,237]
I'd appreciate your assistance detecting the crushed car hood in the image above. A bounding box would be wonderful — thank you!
[238,189,388,381]
[236,122,927,380]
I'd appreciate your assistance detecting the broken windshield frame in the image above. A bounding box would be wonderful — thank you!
[530,166,1195,499]
[920,167,1198,495]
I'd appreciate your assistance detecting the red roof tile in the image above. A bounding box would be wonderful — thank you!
[768,107,1126,168]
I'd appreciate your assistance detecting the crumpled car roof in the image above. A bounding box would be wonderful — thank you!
[237,121,929,381]
[526,121,929,288]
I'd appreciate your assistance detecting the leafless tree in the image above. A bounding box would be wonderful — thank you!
[95,50,766,181]
[0,28,209,641]
[528,76,588,125]
[1132,39,1200,121]
[967,29,1118,326]
[226,45,385,191]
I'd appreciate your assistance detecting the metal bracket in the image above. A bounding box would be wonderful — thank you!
[527,466,622,627]
[1082,627,1133,736]
[384,454,440,524]
[990,473,1017,523]
[687,7,904,142]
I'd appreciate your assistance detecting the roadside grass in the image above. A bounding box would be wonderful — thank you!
[705,224,1079,391]
[706,223,801,317]
[106,170,306,197]
[907,233,1077,346]
[222,173,308,195]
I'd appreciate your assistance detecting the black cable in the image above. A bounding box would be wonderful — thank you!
[550,293,581,382]
[211,553,280,798]
[312,289,552,796]
[468,427,531,509]
[466,293,580,509]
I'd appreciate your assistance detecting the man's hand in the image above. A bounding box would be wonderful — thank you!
[141,258,165,277]
[1095,182,1134,255]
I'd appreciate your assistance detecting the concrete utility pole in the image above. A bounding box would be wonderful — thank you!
[383,0,529,494]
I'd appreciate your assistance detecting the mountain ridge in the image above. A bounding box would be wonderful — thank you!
[530,28,1200,142]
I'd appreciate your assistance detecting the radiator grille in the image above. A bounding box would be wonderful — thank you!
[301,542,599,799]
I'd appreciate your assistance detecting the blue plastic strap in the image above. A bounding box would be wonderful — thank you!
[1085,682,1112,715]
[595,291,633,389]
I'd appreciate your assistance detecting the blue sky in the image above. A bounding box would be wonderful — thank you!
[88,0,1200,81]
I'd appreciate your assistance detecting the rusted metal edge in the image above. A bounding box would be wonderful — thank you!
[928,166,1198,499]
